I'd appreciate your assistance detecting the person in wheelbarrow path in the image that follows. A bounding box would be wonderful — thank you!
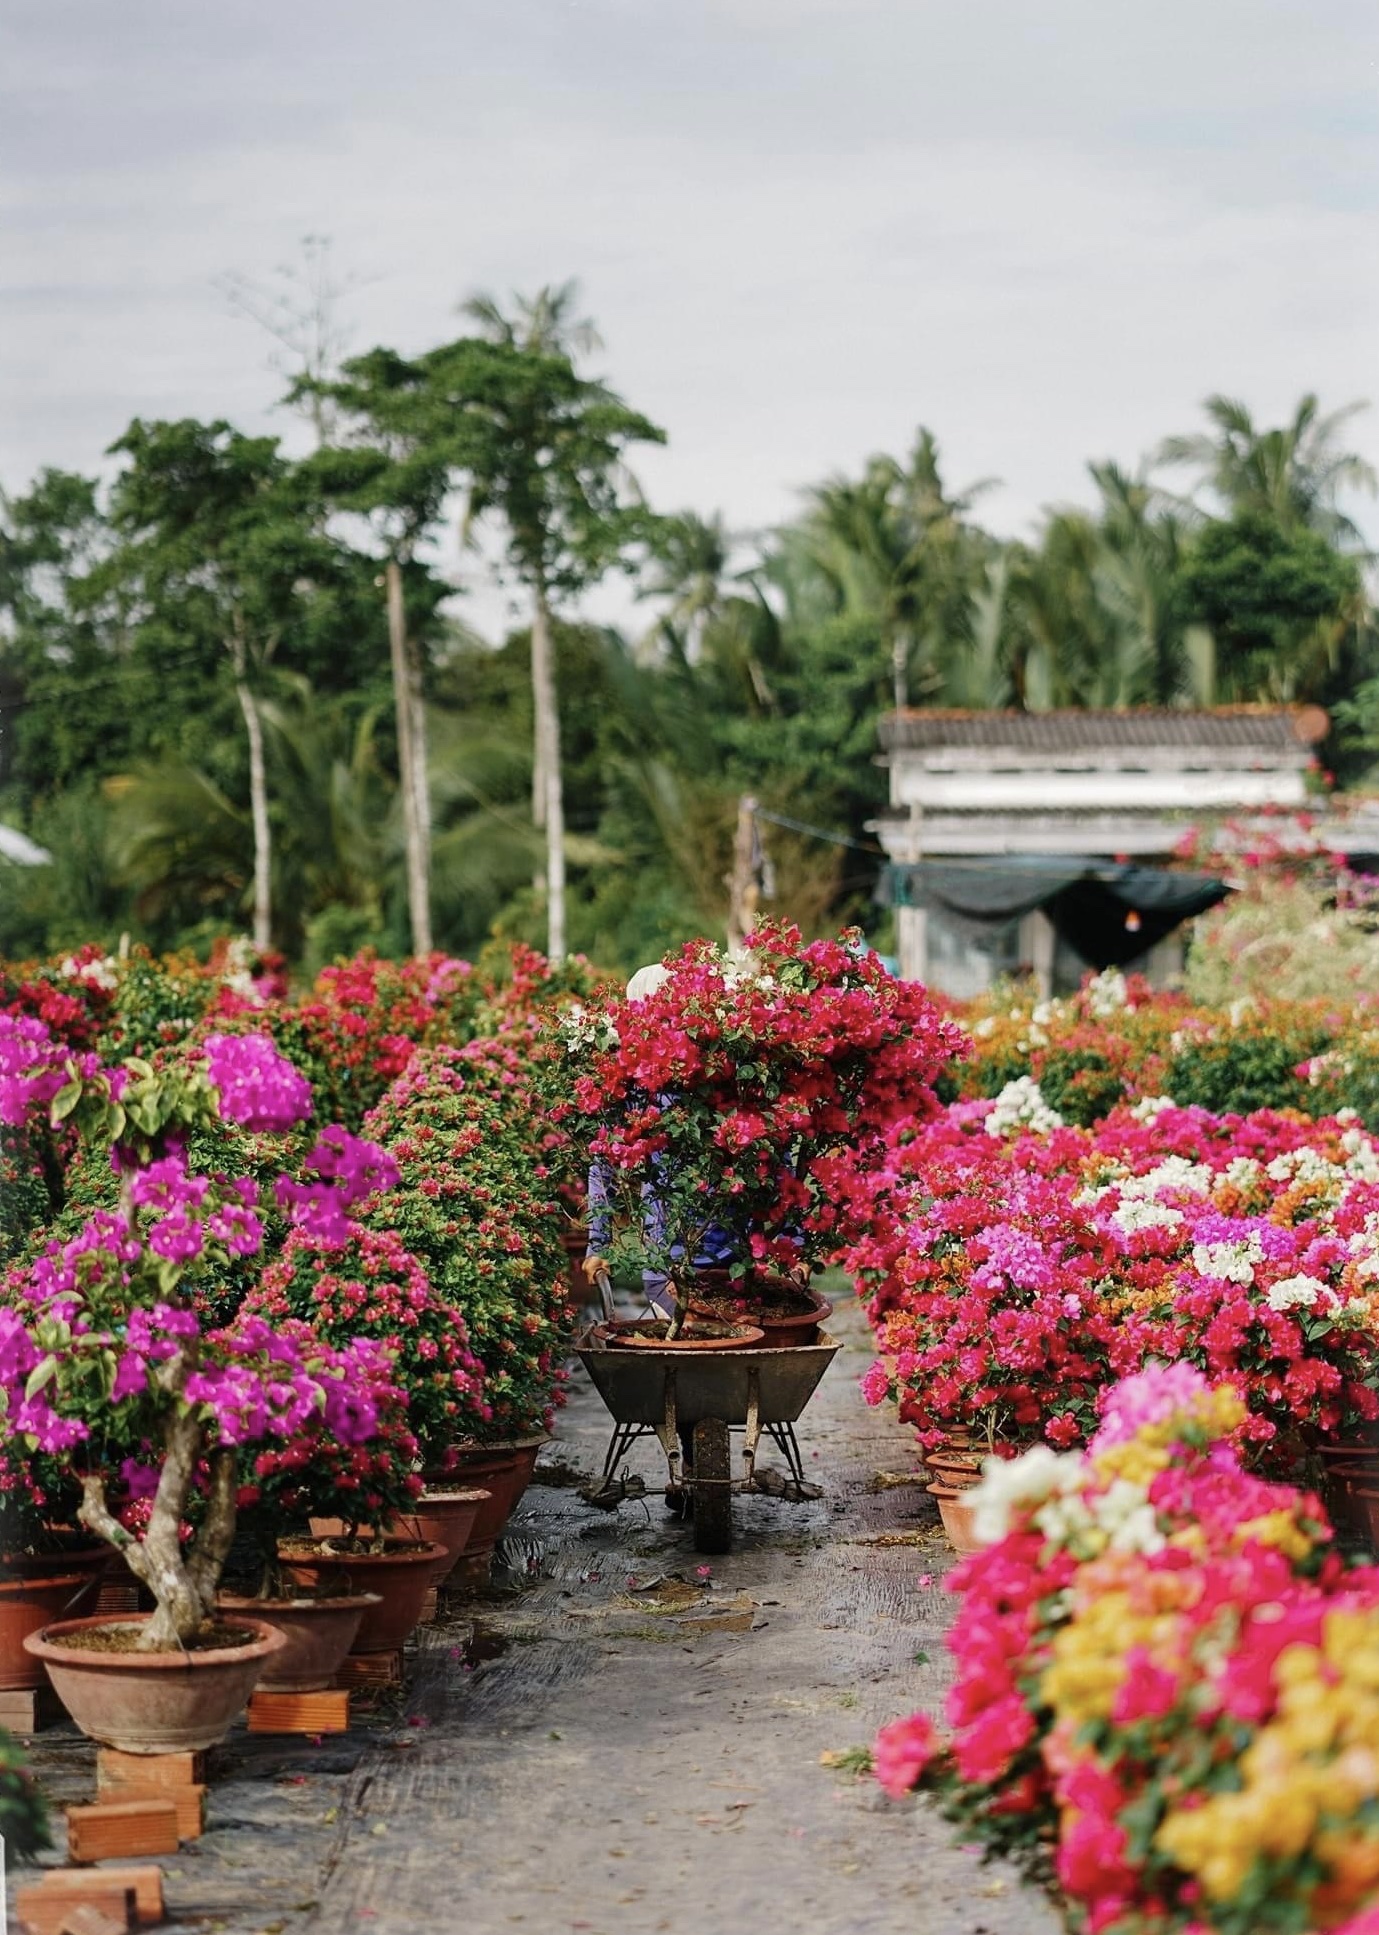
[582,961,746,1513]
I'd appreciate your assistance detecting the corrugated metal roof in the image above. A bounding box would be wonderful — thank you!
[879,708,1314,756]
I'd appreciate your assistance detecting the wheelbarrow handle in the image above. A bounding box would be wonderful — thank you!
[594,1265,617,1325]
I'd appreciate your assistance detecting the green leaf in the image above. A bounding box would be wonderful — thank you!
[24,1355,58,1402]
[50,1079,84,1123]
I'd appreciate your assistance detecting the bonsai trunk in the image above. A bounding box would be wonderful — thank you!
[79,1410,240,1652]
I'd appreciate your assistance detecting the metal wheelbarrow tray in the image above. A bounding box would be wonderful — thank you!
[575,1328,842,1553]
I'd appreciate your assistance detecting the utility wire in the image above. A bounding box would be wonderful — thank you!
[752,804,885,856]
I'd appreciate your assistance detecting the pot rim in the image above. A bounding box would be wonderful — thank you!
[0,1572,86,1596]
[217,1590,383,1613]
[23,1612,286,1669]
[276,1538,446,1566]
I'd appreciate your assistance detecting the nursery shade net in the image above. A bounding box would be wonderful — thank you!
[878,858,1231,967]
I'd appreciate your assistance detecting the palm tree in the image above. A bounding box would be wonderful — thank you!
[1157,394,1377,547]
[798,429,997,709]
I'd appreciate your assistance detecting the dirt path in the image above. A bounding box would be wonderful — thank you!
[299,1290,1059,1935]
[16,1292,1060,1933]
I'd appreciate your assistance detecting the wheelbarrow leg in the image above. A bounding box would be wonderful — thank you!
[601,1421,641,1483]
[741,1369,762,1488]
[654,1367,682,1494]
[767,1422,808,1487]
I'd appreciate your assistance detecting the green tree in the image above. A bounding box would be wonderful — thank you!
[1158,393,1377,547]
[100,419,335,949]
[420,317,664,957]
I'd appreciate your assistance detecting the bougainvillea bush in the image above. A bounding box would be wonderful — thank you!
[558,922,967,1317]
[874,1366,1379,1935]
[855,1091,1379,1469]
[950,967,1379,1131]
[361,1040,574,1447]
[0,1032,409,1647]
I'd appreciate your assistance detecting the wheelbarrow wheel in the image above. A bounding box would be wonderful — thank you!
[692,1418,732,1554]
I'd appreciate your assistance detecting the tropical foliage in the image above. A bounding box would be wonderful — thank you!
[2,286,1373,972]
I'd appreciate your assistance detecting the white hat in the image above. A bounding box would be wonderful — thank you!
[625,963,671,1002]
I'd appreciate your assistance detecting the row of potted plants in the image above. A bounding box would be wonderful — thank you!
[851,1081,1379,1545]
[0,968,575,1754]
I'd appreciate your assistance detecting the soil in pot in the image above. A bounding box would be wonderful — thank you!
[277,1539,443,1654]
[218,1591,381,1691]
[22,1613,284,1754]
[390,1489,490,1588]
[599,1319,765,1351]
[687,1279,832,1347]
[0,1574,87,1691]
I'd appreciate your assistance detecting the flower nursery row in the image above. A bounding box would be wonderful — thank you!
[857,989,1379,1932]
[945,965,1379,1129]
[0,936,596,1810]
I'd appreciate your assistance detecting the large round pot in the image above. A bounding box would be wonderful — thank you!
[23,1613,284,1753]
[277,1540,443,1654]
[217,1592,381,1691]
[0,1575,87,1691]
[390,1490,491,1588]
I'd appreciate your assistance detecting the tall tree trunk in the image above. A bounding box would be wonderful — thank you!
[530,589,565,959]
[230,631,272,952]
[387,559,432,956]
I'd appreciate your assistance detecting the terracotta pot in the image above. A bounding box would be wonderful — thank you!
[1347,1487,1379,1555]
[277,1539,444,1654]
[440,1437,547,1590]
[23,1613,284,1753]
[597,1319,765,1352]
[389,1490,491,1587]
[1317,1440,1379,1544]
[217,1592,381,1691]
[925,1451,983,1491]
[0,1575,87,1691]
[3,1540,112,1602]
[929,1483,982,1556]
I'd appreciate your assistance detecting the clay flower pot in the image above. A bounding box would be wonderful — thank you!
[217,1592,381,1691]
[928,1483,982,1556]
[439,1437,547,1588]
[23,1613,285,1753]
[4,1539,112,1602]
[390,1490,491,1587]
[0,1575,87,1692]
[277,1540,444,1654]
[924,1450,984,1490]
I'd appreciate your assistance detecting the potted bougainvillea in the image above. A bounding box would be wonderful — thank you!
[1,1028,411,1751]
[560,923,967,1341]
[359,1039,576,1578]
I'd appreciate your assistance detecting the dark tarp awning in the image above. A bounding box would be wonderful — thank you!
[876,857,1231,969]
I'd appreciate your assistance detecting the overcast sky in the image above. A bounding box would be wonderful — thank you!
[4,0,1378,630]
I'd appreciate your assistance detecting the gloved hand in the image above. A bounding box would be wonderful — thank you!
[581,1253,609,1284]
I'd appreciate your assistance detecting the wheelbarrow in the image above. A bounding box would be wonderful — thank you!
[575,1324,842,1553]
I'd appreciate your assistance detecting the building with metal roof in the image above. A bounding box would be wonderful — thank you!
[871,707,1327,996]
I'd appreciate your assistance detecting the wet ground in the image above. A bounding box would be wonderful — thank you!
[14,1290,1060,1935]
